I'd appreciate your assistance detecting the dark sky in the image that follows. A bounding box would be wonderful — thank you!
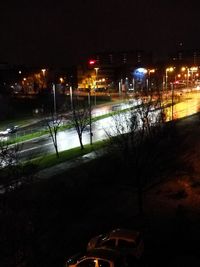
[1,0,200,67]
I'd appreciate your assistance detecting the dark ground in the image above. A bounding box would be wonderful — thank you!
[1,113,200,266]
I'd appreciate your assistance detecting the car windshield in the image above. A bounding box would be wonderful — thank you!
[101,239,115,248]
[118,239,136,249]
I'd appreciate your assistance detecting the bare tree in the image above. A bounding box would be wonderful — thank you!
[70,96,92,150]
[0,141,20,168]
[45,114,63,158]
[106,89,167,214]
[0,140,39,192]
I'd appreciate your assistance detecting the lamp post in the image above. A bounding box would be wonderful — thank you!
[88,85,93,145]
[69,86,73,109]
[190,66,198,87]
[52,83,56,116]
[147,69,155,90]
[165,67,175,120]
[41,69,46,89]
[119,80,122,96]
[171,82,174,120]
[94,67,99,106]
[165,67,174,90]
[41,69,46,75]
[94,67,99,88]
[181,67,189,88]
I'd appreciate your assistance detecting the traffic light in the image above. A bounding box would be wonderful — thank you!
[88,59,96,65]
[87,59,97,69]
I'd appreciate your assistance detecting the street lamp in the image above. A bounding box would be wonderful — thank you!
[52,83,56,116]
[69,86,73,110]
[166,67,174,89]
[94,67,99,106]
[165,67,174,90]
[181,66,198,88]
[41,69,46,75]
[94,67,99,88]
[147,69,155,90]
[165,67,175,120]
[88,85,93,145]
[190,66,198,86]
[171,82,174,121]
[41,69,46,89]
[181,67,189,88]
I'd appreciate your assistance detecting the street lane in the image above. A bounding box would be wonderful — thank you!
[19,117,114,160]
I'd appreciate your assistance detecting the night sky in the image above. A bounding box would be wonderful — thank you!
[1,0,200,67]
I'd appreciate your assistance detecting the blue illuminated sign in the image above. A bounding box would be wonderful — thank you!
[133,68,147,79]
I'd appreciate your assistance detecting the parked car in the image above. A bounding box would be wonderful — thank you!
[87,228,144,260]
[65,248,132,267]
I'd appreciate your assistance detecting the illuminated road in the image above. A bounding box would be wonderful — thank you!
[164,90,200,121]
[18,89,200,160]
[19,117,114,160]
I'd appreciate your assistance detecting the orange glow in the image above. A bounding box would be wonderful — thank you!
[149,69,155,73]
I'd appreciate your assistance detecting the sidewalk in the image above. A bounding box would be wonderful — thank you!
[35,149,105,180]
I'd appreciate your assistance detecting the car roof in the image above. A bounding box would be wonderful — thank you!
[67,248,121,264]
[86,248,121,260]
[108,228,140,240]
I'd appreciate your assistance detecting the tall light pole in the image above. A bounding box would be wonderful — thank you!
[41,69,46,89]
[119,79,123,97]
[171,82,174,121]
[147,69,155,90]
[69,86,73,109]
[94,67,99,106]
[181,67,189,88]
[165,67,174,90]
[94,67,99,88]
[190,66,198,87]
[88,85,93,145]
[52,83,56,116]
[187,68,189,88]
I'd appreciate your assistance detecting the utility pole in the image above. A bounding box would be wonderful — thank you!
[94,67,99,106]
[88,86,93,145]
[53,83,56,116]
[171,83,174,120]
[165,69,168,90]
[69,86,73,109]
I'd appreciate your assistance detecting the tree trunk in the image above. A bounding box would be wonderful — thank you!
[54,134,59,158]
[55,145,59,158]
[78,134,84,150]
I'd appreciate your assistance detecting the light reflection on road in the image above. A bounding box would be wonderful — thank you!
[165,91,200,121]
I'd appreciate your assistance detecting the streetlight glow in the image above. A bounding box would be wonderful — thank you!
[165,67,174,89]
[41,69,46,75]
